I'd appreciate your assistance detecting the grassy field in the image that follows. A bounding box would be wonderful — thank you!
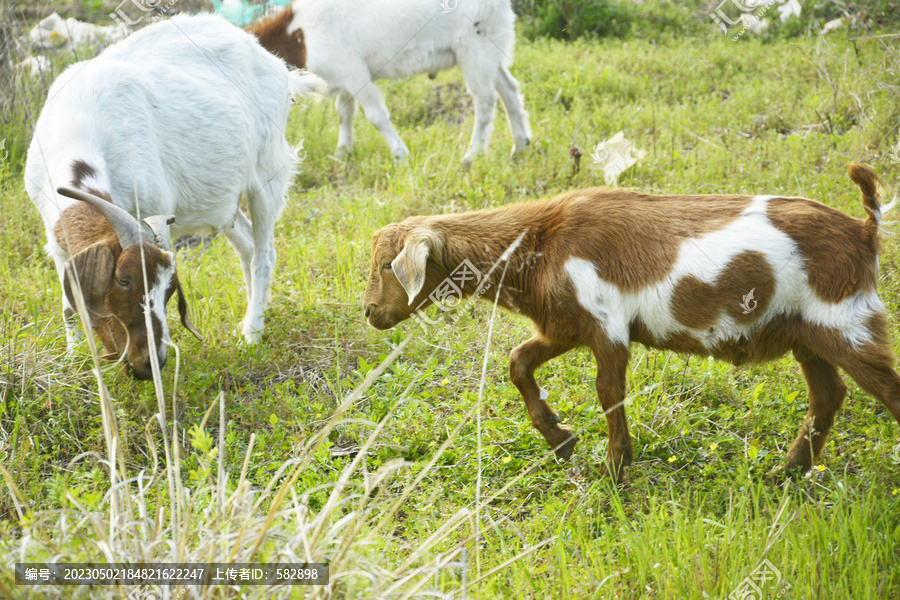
[2,1,900,598]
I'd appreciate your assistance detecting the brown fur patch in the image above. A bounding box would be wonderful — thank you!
[527,190,752,292]
[670,250,775,329]
[247,6,306,69]
[847,163,882,221]
[630,319,707,355]
[70,160,96,188]
[766,197,878,302]
[55,202,120,255]
[660,331,710,355]
[634,314,803,366]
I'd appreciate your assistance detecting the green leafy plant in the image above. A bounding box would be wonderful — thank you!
[523,0,634,40]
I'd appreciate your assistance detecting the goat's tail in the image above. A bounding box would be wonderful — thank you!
[849,163,892,225]
[288,69,327,101]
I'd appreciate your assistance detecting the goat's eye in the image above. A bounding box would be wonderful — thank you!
[382,263,393,271]
[115,276,130,288]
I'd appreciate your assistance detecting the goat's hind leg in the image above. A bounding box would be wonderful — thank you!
[353,82,409,160]
[826,343,900,427]
[802,319,900,468]
[456,38,506,165]
[495,65,531,155]
[785,351,847,474]
[509,337,578,459]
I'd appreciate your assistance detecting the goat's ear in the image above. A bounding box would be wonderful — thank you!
[391,230,442,306]
[63,244,116,326]
[174,274,203,342]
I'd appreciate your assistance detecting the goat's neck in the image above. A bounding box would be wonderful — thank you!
[430,212,540,316]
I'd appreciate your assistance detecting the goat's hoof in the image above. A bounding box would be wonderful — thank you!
[391,145,410,162]
[765,467,789,486]
[546,426,578,460]
[771,462,811,484]
[241,328,263,345]
[598,460,630,485]
[511,142,530,157]
[333,146,351,162]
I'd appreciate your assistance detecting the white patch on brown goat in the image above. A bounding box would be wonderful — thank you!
[566,195,882,349]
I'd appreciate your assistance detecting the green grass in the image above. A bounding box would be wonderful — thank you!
[3,7,900,599]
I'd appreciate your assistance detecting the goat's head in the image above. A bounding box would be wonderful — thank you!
[363,221,447,330]
[248,6,306,69]
[57,187,201,380]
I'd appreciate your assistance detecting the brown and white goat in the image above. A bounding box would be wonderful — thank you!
[25,15,324,379]
[248,0,531,163]
[363,164,900,481]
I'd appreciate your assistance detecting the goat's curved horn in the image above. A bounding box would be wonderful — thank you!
[57,187,143,248]
[143,215,175,250]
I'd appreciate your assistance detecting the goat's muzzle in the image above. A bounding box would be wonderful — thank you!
[365,306,402,330]
[129,353,167,381]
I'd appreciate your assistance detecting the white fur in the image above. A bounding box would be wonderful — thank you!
[565,195,883,351]
[25,14,324,344]
[288,0,530,162]
[145,262,175,364]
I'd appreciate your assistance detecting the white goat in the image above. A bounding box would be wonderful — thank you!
[248,0,531,163]
[25,14,324,378]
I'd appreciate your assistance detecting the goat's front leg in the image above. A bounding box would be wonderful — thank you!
[46,241,82,348]
[62,298,81,349]
[509,337,578,459]
[462,82,497,167]
[592,342,632,483]
[458,53,502,166]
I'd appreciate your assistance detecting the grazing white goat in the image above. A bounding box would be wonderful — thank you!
[28,12,130,50]
[25,14,324,379]
[363,165,900,482]
[248,0,531,163]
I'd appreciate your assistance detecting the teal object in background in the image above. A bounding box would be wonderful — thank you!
[210,0,292,27]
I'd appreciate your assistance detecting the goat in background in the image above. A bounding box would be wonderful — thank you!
[249,0,531,164]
